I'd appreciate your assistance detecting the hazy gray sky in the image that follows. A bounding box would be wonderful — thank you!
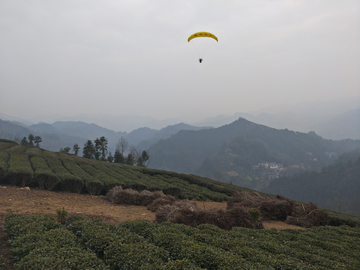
[1,0,359,122]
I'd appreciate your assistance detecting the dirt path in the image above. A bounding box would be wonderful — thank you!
[0,185,303,229]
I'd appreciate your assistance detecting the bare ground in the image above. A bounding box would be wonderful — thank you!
[0,185,302,269]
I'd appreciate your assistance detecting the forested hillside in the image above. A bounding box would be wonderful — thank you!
[148,118,360,189]
[264,149,360,215]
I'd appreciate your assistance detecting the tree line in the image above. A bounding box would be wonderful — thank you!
[60,136,150,167]
[20,134,42,147]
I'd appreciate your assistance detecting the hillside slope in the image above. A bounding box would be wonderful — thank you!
[264,152,360,215]
[0,139,247,201]
[148,118,360,189]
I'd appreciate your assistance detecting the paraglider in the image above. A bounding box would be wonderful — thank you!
[188,31,218,63]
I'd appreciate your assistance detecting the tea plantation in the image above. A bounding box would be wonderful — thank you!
[1,139,359,226]
[0,140,243,201]
[4,214,360,269]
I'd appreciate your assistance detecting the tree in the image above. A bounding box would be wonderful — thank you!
[116,136,129,156]
[83,140,95,159]
[20,137,28,146]
[73,144,80,156]
[107,151,114,162]
[137,156,144,167]
[94,136,108,161]
[59,147,71,153]
[126,153,135,165]
[114,149,125,163]
[141,150,150,167]
[99,136,108,161]
[28,134,34,146]
[34,136,42,147]
[94,138,101,160]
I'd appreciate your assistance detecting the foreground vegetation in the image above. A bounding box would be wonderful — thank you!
[4,214,360,269]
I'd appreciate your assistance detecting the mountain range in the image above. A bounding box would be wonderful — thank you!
[147,118,360,190]
[0,119,206,155]
[1,96,359,140]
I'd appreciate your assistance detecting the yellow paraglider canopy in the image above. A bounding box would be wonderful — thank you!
[188,32,218,42]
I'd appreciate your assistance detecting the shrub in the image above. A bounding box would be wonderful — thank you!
[30,155,59,190]
[61,157,104,195]
[104,242,168,270]
[17,246,108,270]
[4,214,61,239]
[164,259,202,270]
[249,208,261,229]
[10,228,79,259]
[56,207,68,224]
[6,153,33,186]
[0,152,9,182]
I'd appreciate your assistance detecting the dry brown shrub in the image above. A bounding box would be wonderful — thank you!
[139,190,165,206]
[222,206,255,230]
[106,186,171,207]
[227,191,268,210]
[155,204,179,223]
[105,185,123,203]
[147,195,176,212]
[155,200,202,224]
[172,208,205,227]
[291,202,317,217]
[307,209,329,226]
[285,216,312,228]
[155,200,263,230]
[259,200,292,221]
[112,188,141,205]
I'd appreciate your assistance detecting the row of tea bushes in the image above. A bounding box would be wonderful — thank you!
[0,142,235,201]
[5,214,360,269]
[4,214,107,269]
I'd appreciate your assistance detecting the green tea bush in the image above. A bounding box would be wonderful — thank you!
[10,228,80,259]
[46,156,83,192]
[77,161,122,191]
[0,151,9,182]
[120,220,157,237]
[4,214,61,239]
[25,147,43,156]
[6,153,33,186]
[164,259,202,270]
[4,145,27,154]
[17,246,108,270]
[104,242,168,270]
[30,155,59,190]
[0,140,18,150]
[249,208,261,228]
[56,207,68,224]
[61,156,104,195]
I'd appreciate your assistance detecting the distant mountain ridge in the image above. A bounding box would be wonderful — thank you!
[2,96,359,139]
[148,118,360,190]
[195,109,360,140]
[0,119,206,155]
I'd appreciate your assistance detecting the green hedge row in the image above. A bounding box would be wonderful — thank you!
[30,155,59,190]
[6,153,33,186]
[5,214,360,269]
[45,156,84,192]
[0,151,9,181]
[4,215,107,269]
[76,160,122,191]
[60,155,104,195]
